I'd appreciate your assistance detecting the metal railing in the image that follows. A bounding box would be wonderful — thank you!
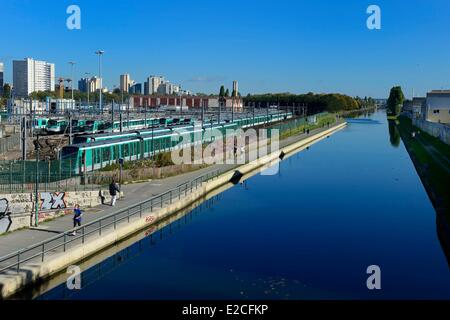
[0,168,221,274]
[0,173,108,193]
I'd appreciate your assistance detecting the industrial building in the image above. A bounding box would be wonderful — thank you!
[130,95,243,111]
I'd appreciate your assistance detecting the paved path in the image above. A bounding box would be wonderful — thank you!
[0,121,344,260]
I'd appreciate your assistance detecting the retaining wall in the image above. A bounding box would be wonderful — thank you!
[413,118,450,145]
[0,190,119,234]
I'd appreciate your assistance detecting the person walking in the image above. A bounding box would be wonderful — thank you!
[109,178,120,207]
[71,204,83,236]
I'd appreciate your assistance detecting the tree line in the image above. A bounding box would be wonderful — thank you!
[243,92,375,114]
[28,89,131,104]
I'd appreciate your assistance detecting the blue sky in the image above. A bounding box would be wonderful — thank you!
[1,0,450,98]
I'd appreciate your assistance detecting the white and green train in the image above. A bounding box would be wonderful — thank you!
[61,112,291,174]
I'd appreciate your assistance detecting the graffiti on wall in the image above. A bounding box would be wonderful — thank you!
[40,192,66,210]
[0,198,12,233]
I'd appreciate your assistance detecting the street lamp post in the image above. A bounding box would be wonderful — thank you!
[95,50,105,113]
[68,61,76,109]
[85,72,91,109]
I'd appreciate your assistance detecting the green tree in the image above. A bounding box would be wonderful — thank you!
[387,86,404,116]
[225,88,229,97]
[219,85,225,97]
[244,92,364,114]
[2,84,11,98]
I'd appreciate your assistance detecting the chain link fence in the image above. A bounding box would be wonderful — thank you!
[0,134,20,154]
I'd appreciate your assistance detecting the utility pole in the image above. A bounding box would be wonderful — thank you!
[21,116,27,160]
[144,100,148,128]
[85,72,91,109]
[95,50,105,113]
[111,100,115,133]
[34,135,40,227]
[231,96,234,123]
[253,102,255,127]
[218,97,221,124]
[210,119,213,142]
[201,99,204,128]
[127,97,130,130]
[151,123,155,160]
[68,113,73,144]
[68,61,76,107]
[30,100,34,137]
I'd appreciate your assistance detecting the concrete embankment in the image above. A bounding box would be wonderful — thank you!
[0,122,346,299]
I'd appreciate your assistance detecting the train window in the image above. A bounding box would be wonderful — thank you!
[94,149,100,164]
[102,147,111,163]
[123,143,129,157]
[113,145,117,160]
[136,142,140,156]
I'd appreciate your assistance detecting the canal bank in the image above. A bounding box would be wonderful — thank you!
[395,116,449,219]
[0,121,346,299]
[32,110,450,300]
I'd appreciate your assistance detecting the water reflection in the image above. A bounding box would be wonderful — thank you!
[437,214,450,268]
[388,120,401,147]
[19,194,223,300]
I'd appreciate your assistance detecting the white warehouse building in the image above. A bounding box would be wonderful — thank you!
[424,90,450,124]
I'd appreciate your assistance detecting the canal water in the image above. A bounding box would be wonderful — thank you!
[38,110,450,300]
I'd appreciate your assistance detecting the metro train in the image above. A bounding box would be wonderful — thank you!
[61,112,291,174]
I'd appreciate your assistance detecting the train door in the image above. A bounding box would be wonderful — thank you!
[81,150,86,174]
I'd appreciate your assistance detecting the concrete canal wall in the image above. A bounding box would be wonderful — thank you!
[0,122,346,299]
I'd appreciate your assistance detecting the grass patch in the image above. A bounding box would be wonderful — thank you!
[397,116,450,221]
[279,115,337,140]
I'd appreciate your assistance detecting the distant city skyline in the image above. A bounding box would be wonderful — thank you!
[1,0,450,98]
